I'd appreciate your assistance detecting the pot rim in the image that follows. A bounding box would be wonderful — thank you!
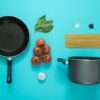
[69,56,100,61]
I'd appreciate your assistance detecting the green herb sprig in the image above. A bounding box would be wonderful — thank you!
[35,15,54,33]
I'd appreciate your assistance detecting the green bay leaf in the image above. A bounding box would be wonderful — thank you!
[37,15,46,25]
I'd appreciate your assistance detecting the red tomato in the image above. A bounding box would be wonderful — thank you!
[34,46,42,56]
[43,45,50,54]
[36,39,45,47]
[31,56,41,65]
[42,54,51,63]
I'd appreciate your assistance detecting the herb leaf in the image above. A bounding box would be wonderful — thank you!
[35,15,54,33]
[37,15,46,25]
[42,25,54,33]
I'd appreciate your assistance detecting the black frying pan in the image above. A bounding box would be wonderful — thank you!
[0,16,29,83]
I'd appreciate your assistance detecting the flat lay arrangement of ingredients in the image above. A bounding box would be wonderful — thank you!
[0,15,99,85]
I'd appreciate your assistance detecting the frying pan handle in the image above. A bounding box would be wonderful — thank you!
[7,57,12,83]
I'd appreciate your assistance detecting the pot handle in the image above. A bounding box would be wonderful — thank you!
[57,58,68,64]
[7,57,12,83]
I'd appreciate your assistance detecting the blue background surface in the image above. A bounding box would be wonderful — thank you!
[0,0,100,100]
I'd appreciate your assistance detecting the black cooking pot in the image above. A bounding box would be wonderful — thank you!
[57,56,100,85]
